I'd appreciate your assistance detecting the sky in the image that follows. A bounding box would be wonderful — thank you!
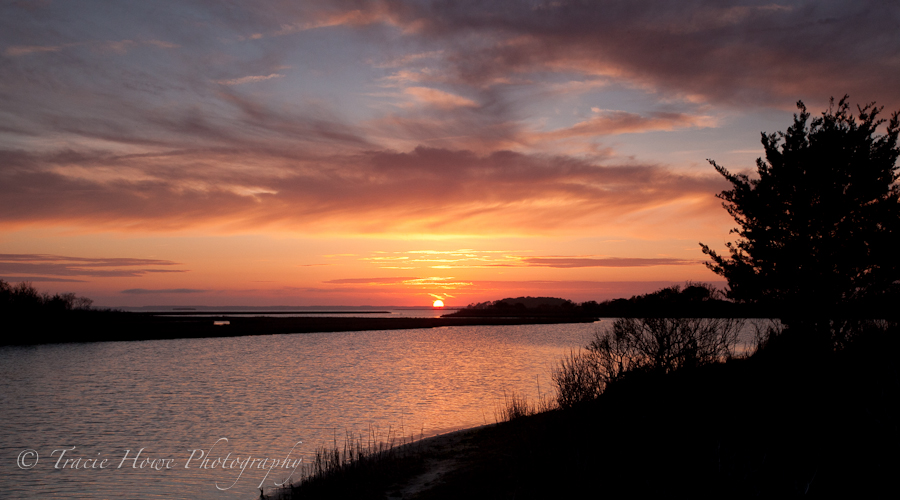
[1,0,898,307]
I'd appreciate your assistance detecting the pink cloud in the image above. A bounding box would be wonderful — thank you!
[404,87,479,109]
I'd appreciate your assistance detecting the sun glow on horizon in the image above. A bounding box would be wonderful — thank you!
[432,299,444,308]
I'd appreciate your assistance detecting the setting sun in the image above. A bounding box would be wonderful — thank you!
[432,300,444,308]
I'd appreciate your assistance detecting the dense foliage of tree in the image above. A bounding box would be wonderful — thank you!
[700,97,900,315]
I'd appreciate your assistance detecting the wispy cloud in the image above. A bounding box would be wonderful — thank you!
[0,254,186,278]
[146,40,178,49]
[0,276,88,283]
[0,254,181,266]
[216,73,285,86]
[324,277,418,284]
[514,257,701,268]
[5,44,65,56]
[323,276,473,289]
[5,39,177,57]
[94,40,135,55]
[537,111,716,141]
[121,288,207,294]
[348,251,701,270]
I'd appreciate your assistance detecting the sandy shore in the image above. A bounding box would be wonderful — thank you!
[266,423,492,500]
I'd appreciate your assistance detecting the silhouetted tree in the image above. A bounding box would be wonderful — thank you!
[700,97,900,319]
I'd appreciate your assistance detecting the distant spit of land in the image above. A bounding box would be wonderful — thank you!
[2,311,598,346]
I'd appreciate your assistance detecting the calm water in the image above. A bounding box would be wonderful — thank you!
[0,321,601,499]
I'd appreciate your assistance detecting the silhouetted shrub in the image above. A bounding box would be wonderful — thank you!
[553,317,744,408]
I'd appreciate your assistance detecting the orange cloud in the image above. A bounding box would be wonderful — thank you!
[512,257,701,268]
[404,87,479,109]
[347,251,703,270]
[324,277,417,284]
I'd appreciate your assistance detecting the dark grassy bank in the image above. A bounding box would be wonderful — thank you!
[2,312,597,346]
[272,323,899,499]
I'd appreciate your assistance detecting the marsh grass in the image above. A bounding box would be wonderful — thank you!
[493,379,557,423]
[266,424,427,500]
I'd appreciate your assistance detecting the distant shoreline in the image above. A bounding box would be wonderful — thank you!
[3,313,598,346]
[145,310,393,315]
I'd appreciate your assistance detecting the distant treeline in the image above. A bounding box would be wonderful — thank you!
[446,296,590,318]
[448,285,734,318]
[450,283,899,319]
[0,280,94,315]
[1,280,109,344]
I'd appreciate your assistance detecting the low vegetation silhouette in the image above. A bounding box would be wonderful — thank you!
[553,316,744,409]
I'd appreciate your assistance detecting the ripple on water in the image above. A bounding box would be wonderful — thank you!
[0,322,602,499]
